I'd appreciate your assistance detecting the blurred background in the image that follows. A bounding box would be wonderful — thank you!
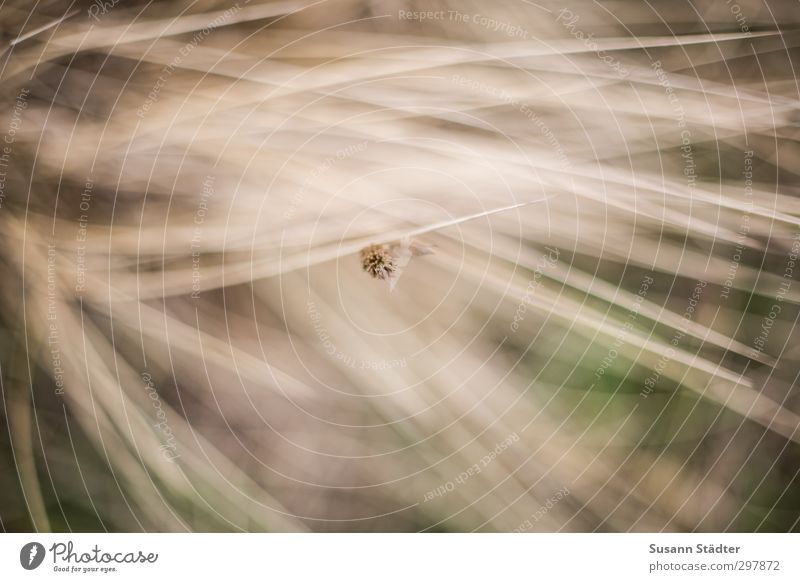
[0,0,799,532]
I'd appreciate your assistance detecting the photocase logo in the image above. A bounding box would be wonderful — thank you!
[20,542,46,570]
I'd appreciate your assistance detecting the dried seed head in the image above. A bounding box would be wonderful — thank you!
[360,244,396,280]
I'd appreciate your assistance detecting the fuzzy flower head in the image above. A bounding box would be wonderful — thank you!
[360,244,396,280]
